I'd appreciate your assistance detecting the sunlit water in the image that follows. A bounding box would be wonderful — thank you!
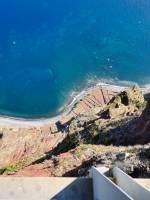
[0,0,150,118]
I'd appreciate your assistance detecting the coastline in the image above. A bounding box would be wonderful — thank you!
[1,80,150,177]
[0,82,149,128]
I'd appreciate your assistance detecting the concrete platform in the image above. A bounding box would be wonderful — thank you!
[0,177,93,200]
[134,179,150,190]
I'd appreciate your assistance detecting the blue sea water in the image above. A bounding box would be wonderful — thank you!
[0,0,150,118]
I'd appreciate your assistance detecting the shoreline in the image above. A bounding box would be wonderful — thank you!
[0,82,149,128]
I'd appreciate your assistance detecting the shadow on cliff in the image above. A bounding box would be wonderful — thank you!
[134,96,150,143]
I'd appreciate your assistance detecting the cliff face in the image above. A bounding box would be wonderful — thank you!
[134,98,150,143]
[0,85,150,177]
[0,126,64,168]
[102,85,146,119]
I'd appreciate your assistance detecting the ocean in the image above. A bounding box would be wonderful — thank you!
[0,0,150,118]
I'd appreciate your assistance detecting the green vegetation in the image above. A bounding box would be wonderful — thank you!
[136,100,147,110]
[0,153,45,175]
[2,165,19,175]
[90,129,99,138]
[103,136,112,146]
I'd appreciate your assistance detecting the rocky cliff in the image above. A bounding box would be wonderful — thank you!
[0,85,150,177]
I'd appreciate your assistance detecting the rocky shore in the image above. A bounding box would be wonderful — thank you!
[0,84,150,178]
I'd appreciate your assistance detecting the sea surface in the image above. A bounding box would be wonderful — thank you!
[0,0,150,118]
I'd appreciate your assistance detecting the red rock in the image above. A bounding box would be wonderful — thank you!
[59,152,73,159]
[13,164,51,177]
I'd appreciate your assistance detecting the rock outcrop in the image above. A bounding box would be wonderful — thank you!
[101,85,146,119]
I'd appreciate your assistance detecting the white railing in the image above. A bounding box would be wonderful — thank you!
[113,167,150,200]
[90,167,133,200]
[90,167,150,200]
